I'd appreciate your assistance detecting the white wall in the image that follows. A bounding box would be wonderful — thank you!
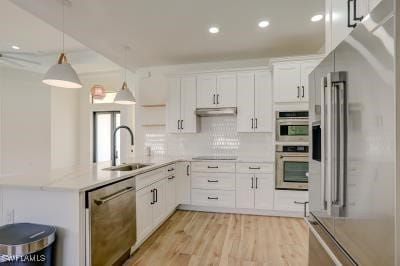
[134,58,273,159]
[0,66,51,175]
[51,88,80,169]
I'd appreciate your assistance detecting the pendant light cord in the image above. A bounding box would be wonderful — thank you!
[62,0,65,53]
[124,47,127,82]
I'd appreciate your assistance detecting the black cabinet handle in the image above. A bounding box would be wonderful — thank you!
[207,166,219,169]
[177,120,180,130]
[347,0,357,28]
[186,165,190,176]
[207,179,219,183]
[251,118,254,129]
[208,196,218,200]
[251,177,254,189]
[297,86,300,98]
[168,168,175,172]
[151,189,155,205]
[255,177,258,189]
[249,166,261,170]
[168,175,175,180]
[181,120,184,130]
[302,86,305,98]
[155,188,158,203]
[213,94,216,104]
[353,0,363,21]
[216,94,220,104]
[255,118,258,129]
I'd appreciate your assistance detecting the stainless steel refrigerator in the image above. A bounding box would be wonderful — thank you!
[308,0,396,264]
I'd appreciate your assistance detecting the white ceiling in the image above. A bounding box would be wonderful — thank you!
[10,0,325,70]
[0,0,120,73]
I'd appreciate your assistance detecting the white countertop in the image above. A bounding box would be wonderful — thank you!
[0,155,273,192]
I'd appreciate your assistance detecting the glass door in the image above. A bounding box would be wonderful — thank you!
[93,111,121,162]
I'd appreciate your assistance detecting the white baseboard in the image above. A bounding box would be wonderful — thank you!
[177,204,305,218]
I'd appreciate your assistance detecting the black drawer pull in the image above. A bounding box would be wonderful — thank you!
[207,179,218,183]
[249,167,261,170]
[207,166,219,169]
[168,168,175,172]
[208,197,219,200]
[168,176,175,180]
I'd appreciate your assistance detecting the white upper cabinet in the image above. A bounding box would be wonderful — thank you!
[197,74,217,108]
[166,78,181,133]
[197,73,237,108]
[273,61,318,103]
[327,0,370,53]
[216,73,237,108]
[254,71,272,132]
[167,76,198,134]
[180,76,198,133]
[237,72,255,132]
[237,70,272,133]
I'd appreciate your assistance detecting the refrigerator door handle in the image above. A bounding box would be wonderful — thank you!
[330,72,347,217]
[320,76,328,210]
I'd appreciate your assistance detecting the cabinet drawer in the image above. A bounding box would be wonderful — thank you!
[191,189,235,208]
[274,190,309,212]
[236,163,273,174]
[191,173,235,190]
[191,162,235,173]
[136,167,166,190]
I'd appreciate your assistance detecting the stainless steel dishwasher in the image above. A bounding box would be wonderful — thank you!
[86,177,136,266]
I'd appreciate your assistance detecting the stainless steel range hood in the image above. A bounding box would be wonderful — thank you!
[195,107,237,117]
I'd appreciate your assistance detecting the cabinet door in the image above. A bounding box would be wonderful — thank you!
[165,176,176,214]
[300,62,318,102]
[216,73,237,108]
[136,186,154,242]
[273,63,301,103]
[152,179,167,226]
[254,174,274,210]
[236,174,254,209]
[331,0,353,50]
[237,72,255,132]
[166,78,181,133]
[197,74,217,108]
[176,162,191,205]
[180,76,198,133]
[254,71,272,132]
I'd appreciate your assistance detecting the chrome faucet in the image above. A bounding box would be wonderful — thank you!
[112,125,134,166]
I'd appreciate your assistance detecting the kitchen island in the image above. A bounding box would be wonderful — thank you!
[0,156,300,266]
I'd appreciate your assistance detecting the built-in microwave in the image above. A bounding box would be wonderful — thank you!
[276,111,309,142]
[275,145,309,190]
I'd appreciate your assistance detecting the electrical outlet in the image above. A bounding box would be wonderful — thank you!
[5,209,14,224]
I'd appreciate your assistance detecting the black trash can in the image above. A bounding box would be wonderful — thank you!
[0,223,56,266]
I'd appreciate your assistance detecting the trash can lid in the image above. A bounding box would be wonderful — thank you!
[0,223,56,256]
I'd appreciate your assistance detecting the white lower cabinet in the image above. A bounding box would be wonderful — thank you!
[165,175,176,214]
[236,173,273,210]
[274,190,309,213]
[176,162,191,205]
[191,189,235,208]
[136,185,156,242]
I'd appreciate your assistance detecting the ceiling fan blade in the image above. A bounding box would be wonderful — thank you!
[0,51,38,56]
[0,58,25,68]
[2,55,41,65]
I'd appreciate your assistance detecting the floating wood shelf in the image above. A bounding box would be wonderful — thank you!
[141,124,166,127]
[141,104,166,108]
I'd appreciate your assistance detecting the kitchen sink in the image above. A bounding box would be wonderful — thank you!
[103,163,152,171]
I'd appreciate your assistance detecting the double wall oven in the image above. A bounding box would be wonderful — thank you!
[275,111,309,190]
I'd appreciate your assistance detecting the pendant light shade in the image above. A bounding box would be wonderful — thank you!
[43,53,82,89]
[114,82,136,104]
[91,84,106,99]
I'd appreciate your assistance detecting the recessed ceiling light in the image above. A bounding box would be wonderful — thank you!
[311,14,324,22]
[11,45,20,50]
[258,20,270,28]
[209,27,219,34]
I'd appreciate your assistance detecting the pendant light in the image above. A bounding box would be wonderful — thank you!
[114,47,136,104]
[42,1,82,89]
[90,85,106,99]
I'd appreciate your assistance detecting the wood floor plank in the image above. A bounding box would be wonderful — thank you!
[124,211,308,266]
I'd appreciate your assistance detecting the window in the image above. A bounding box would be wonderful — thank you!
[93,111,121,162]
[91,92,117,104]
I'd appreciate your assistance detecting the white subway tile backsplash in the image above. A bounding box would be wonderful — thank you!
[143,116,272,158]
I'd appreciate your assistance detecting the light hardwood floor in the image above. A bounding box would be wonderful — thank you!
[125,210,308,266]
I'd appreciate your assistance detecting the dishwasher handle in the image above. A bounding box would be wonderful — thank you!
[94,186,135,205]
